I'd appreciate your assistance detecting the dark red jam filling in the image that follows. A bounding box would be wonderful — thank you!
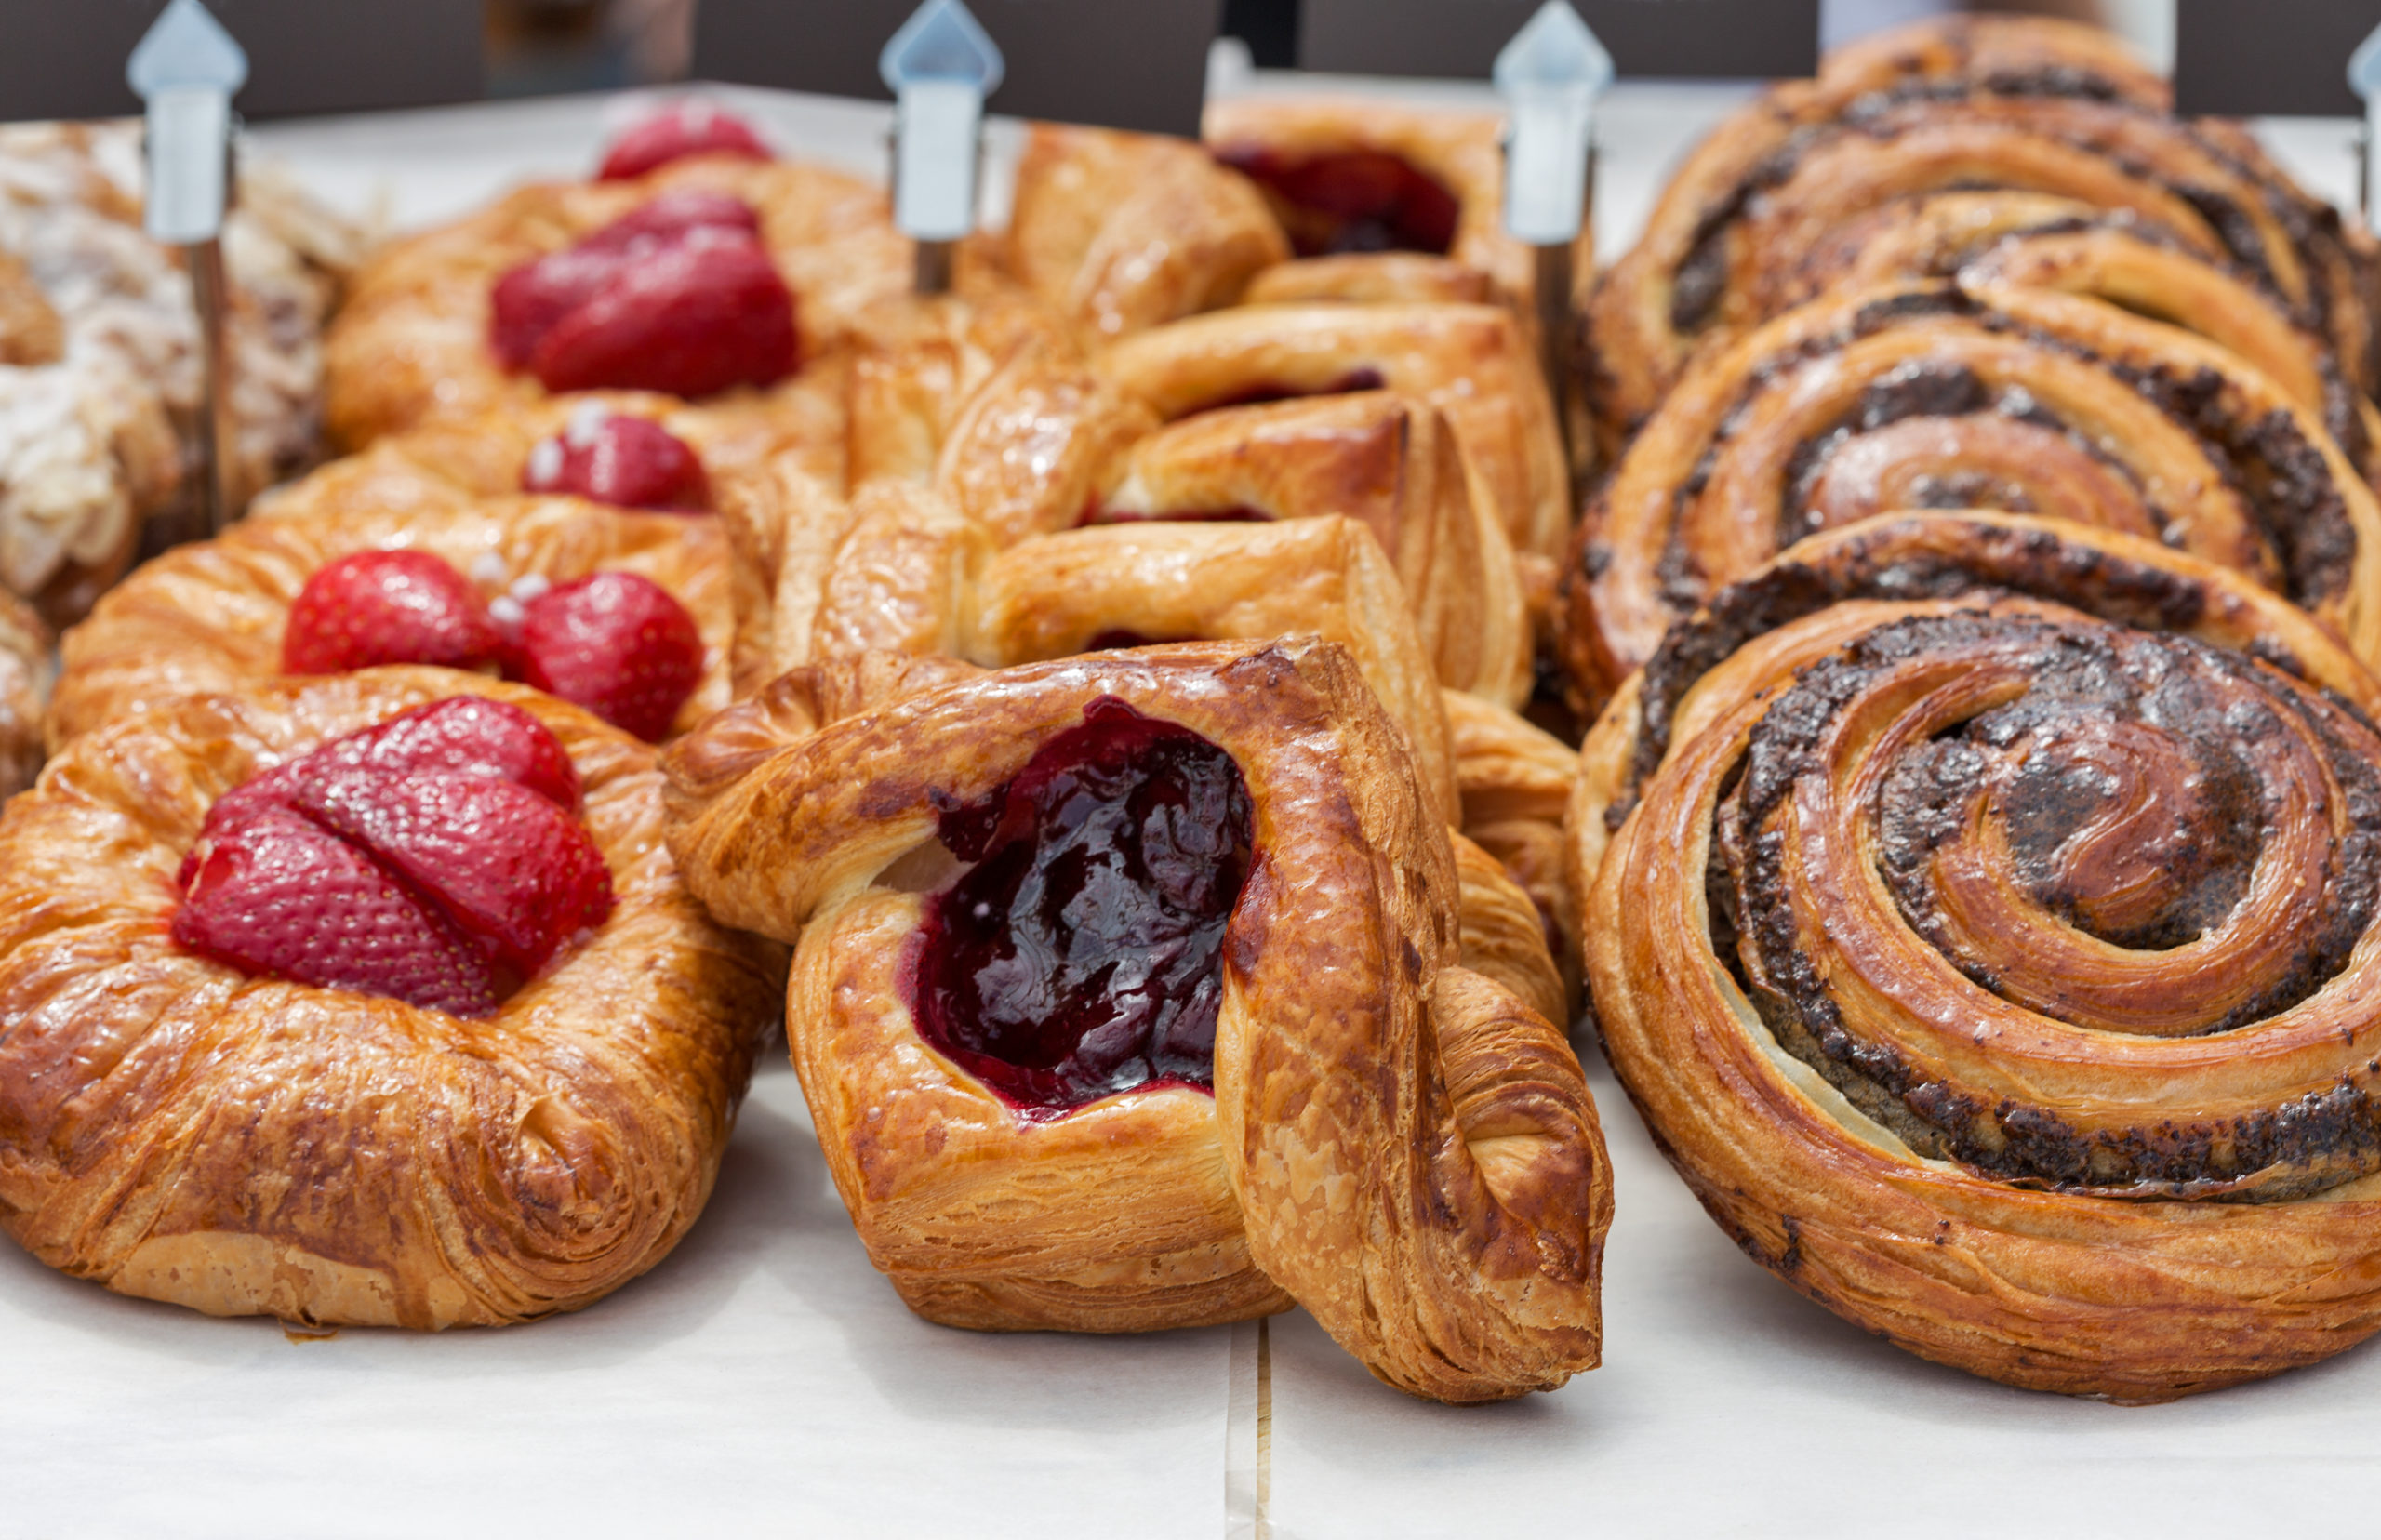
[1216,147,1460,257]
[907,696,1254,1120]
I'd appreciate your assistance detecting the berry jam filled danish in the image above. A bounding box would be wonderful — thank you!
[664,639,1609,1403]
[1581,511,2381,1400]
[0,675,779,1328]
[51,498,728,748]
[1585,16,2378,448]
[1557,281,2381,715]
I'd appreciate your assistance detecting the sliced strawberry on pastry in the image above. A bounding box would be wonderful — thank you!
[172,697,612,1016]
[501,572,704,742]
[524,406,712,511]
[175,803,503,1017]
[597,102,773,181]
[282,551,504,676]
[489,193,795,397]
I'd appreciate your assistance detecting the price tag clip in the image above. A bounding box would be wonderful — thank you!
[2350,23,2381,236]
[1493,0,1610,481]
[881,0,1005,294]
[128,0,248,541]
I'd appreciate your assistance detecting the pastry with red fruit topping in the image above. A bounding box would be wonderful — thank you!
[0,670,780,1327]
[521,402,712,511]
[597,100,774,181]
[325,149,907,447]
[50,500,730,749]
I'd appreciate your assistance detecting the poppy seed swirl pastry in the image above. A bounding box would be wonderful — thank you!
[49,497,733,749]
[0,670,779,1328]
[1582,511,2381,1400]
[1770,193,2375,465]
[1557,280,2381,715]
[1585,16,2380,447]
[664,639,1610,1403]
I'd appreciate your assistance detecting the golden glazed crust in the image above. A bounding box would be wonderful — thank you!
[1558,281,2381,716]
[664,640,1610,1402]
[49,497,736,750]
[843,292,1156,546]
[1579,511,2381,1398]
[0,669,780,1328]
[0,588,49,798]
[998,124,1290,340]
[1100,303,1569,568]
[323,155,907,448]
[1097,392,1531,706]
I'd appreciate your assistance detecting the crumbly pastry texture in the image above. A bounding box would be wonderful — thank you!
[0,122,355,621]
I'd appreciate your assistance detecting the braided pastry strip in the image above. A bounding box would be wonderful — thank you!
[1558,281,2381,714]
[664,640,1609,1402]
[1582,512,2381,1399]
[0,670,779,1328]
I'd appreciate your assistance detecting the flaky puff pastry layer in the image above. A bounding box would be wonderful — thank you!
[49,498,736,750]
[997,124,1290,341]
[1097,392,1531,707]
[1580,512,2381,1400]
[1101,304,1568,572]
[664,640,1609,1402]
[842,292,1155,545]
[0,670,781,1329]
[324,154,906,448]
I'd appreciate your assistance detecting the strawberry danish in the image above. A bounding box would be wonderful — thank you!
[322,105,904,449]
[50,497,727,749]
[0,673,778,1327]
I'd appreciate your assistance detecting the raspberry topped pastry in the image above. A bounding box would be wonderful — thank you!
[0,670,778,1327]
[49,497,728,748]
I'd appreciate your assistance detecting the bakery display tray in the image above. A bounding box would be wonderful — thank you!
[4,78,2372,1540]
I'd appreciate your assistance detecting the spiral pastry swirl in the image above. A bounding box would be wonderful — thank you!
[1585,17,2380,447]
[1557,281,2381,713]
[1583,512,2381,1398]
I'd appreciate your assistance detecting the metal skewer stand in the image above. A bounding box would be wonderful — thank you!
[1494,1,1610,488]
[882,0,1005,296]
[129,0,248,548]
